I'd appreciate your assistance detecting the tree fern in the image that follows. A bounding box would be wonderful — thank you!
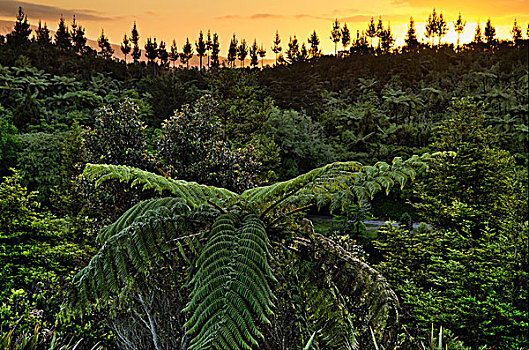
[74,155,431,348]
[183,214,276,350]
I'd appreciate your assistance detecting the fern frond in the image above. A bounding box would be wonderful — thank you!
[249,155,430,220]
[83,163,239,207]
[310,232,399,347]
[184,214,275,350]
[72,198,202,309]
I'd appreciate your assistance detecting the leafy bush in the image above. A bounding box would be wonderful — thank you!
[157,95,263,191]
[265,108,334,178]
[15,132,66,204]
[374,223,529,348]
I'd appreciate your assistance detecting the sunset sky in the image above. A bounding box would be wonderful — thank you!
[0,0,527,57]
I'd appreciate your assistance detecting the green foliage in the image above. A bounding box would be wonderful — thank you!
[12,88,41,131]
[330,203,369,242]
[15,132,66,204]
[207,69,273,142]
[73,154,428,348]
[0,117,19,177]
[157,95,263,191]
[374,223,528,348]
[412,99,526,236]
[265,108,334,178]
[184,214,275,349]
[82,98,151,168]
[0,171,107,347]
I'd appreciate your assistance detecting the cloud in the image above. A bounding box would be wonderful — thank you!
[0,1,115,21]
[215,14,242,20]
[340,15,373,22]
[216,13,284,20]
[294,14,330,20]
[250,13,283,19]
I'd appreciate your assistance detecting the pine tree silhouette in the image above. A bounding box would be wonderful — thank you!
[454,13,466,48]
[484,18,496,44]
[341,23,351,52]
[98,29,114,59]
[366,17,376,48]
[55,16,71,50]
[238,39,248,68]
[376,17,384,49]
[195,31,206,70]
[511,19,522,43]
[181,38,193,69]
[380,22,395,53]
[121,34,131,63]
[228,34,238,68]
[436,12,448,46]
[271,30,282,65]
[131,22,141,63]
[35,21,51,45]
[473,21,483,43]
[144,37,158,64]
[8,7,31,45]
[425,10,437,47]
[71,15,87,53]
[211,33,220,67]
[258,44,266,68]
[330,19,341,55]
[286,36,300,63]
[405,17,419,52]
[170,40,178,67]
[250,39,259,68]
[308,30,320,58]
[158,41,169,67]
[206,30,212,68]
[299,43,309,61]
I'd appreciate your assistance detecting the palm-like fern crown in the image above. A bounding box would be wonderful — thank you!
[74,155,431,349]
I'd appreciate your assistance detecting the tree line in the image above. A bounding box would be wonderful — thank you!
[3,6,528,70]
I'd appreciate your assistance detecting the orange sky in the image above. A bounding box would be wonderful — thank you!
[0,0,528,57]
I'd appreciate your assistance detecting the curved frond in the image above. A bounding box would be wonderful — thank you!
[310,232,399,347]
[245,155,430,219]
[184,214,275,350]
[72,198,205,309]
[83,163,239,207]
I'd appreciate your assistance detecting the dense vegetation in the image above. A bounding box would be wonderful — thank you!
[0,7,527,349]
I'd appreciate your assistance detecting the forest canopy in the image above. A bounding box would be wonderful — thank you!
[0,6,527,350]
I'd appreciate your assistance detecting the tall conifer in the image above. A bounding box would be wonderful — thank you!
[98,29,114,59]
[170,40,178,67]
[227,34,238,68]
[196,31,207,70]
[405,17,419,51]
[55,16,71,50]
[366,17,376,48]
[131,22,141,62]
[238,39,248,68]
[454,13,466,48]
[181,38,193,68]
[308,30,320,58]
[35,21,51,45]
[330,19,341,55]
[341,23,351,52]
[211,33,220,67]
[121,34,131,63]
[271,30,282,65]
